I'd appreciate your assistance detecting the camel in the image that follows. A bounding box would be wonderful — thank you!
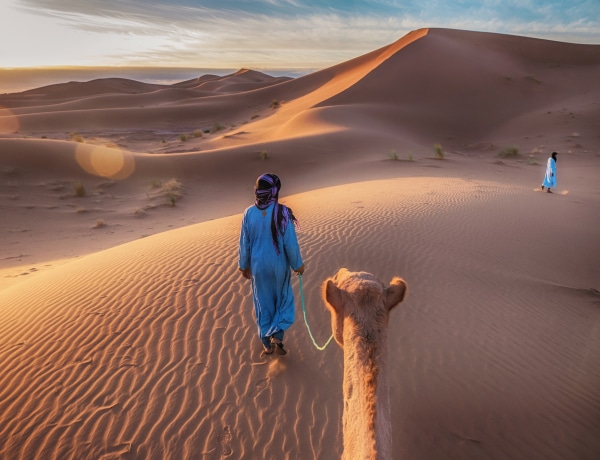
[323,268,407,460]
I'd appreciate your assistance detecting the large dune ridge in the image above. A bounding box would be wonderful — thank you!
[1,28,599,459]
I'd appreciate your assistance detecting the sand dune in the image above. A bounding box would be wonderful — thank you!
[2,28,599,152]
[16,78,167,99]
[1,28,600,459]
[185,69,292,93]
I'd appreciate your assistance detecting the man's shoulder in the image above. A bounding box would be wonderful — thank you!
[243,204,259,217]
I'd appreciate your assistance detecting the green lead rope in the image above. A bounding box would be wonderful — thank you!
[298,274,334,351]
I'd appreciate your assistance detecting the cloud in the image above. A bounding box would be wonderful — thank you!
[7,0,600,69]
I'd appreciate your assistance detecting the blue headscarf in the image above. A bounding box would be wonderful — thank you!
[254,173,298,253]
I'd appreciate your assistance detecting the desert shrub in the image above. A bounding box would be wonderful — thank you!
[149,179,162,189]
[162,178,181,192]
[408,154,414,162]
[527,155,539,165]
[192,130,203,138]
[180,134,188,142]
[271,99,280,109]
[93,219,106,228]
[73,180,86,197]
[433,144,444,160]
[389,150,399,161]
[147,178,182,206]
[69,133,85,143]
[251,114,260,120]
[211,123,225,133]
[167,193,178,206]
[498,146,519,157]
[259,150,269,160]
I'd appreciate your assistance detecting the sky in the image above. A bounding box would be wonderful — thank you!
[1,0,599,71]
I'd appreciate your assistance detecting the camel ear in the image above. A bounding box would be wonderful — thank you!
[324,279,344,314]
[384,277,407,311]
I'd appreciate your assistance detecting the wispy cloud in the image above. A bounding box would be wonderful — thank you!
[4,0,599,69]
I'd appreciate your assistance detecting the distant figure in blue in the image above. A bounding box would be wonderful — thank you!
[541,152,558,193]
[238,173,305,356]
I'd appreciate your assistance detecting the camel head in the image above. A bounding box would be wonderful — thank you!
[322,268,407,348]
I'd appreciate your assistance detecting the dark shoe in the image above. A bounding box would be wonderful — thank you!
[541,185,544,190]
[262,343,274,355]
[547,189,552,193]
[271,337,287,355]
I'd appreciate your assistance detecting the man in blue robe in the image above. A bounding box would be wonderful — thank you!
[238,173,304,355]
[541,152,558,193]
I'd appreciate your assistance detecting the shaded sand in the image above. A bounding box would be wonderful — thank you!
[1,28,600,459]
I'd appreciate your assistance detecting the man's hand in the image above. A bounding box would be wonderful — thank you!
[295,264,305,276]
[240,268,251,279]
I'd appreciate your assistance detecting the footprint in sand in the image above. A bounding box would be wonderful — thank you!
[216,425,233,456]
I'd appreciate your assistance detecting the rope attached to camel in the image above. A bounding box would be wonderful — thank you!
[298,274,334,350]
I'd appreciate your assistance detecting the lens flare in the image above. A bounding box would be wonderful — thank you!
[75,144,135,179]
[0,106,19,133]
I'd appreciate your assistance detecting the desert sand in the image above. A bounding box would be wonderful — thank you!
[1,28,599,459]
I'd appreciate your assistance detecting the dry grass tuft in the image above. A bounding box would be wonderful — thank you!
[73,181,87,197]
[69,133,85,143]
[211,123,225,134]
[498,146,520,158]
[147,178,183,206]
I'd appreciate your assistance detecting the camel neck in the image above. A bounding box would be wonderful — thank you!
[342,334,392,460]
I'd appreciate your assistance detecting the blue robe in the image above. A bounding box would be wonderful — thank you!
[238,203,303,340]
[542,157,557,188]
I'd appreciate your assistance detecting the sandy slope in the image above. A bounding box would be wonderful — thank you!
[1,28,600,459]
[1,176,599,459]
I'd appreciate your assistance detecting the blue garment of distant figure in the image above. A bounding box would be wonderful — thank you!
[542,157,557,188]
[238,203,303,341]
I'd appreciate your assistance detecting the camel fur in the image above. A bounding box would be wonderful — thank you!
[323,268,407,460]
